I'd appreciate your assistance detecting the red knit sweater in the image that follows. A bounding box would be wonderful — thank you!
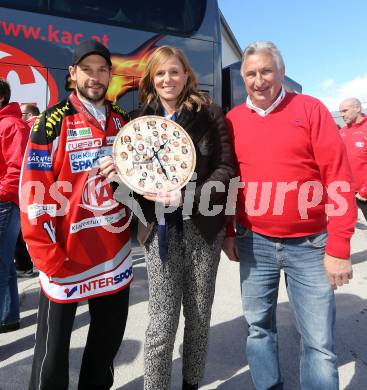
[226,93,356,259]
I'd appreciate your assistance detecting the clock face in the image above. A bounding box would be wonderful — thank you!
[113,115,196,195]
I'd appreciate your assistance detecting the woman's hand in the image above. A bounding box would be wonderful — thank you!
[143,190,183,207]
[99,156,118,180]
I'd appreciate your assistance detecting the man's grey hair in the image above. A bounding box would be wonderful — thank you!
[240,41,285,78]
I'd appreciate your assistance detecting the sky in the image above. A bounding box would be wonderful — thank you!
[218,0,367,113]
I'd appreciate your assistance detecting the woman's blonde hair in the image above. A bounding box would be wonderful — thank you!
[139,45,211,112]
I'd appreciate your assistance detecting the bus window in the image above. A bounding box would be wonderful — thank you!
[3,0,207,37]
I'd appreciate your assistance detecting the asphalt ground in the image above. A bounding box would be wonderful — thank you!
[1,217,367,389]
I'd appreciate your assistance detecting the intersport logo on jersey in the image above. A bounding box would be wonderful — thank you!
[0,42,59,111]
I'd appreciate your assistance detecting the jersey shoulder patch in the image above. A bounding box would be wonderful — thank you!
[111,103,130,122]
[31,100,74,144]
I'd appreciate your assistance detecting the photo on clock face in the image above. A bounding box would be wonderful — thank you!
[133,162,143,172]
[144,136,153,145]
[157,167,163,175]
[162,154,169,162]
[161,133,168,141]
[153,130,159,137]
[173,130,180,138]
[182,146,188,154]
[127,144,134,151]
[161,122,167,130]
[126,168,134,176]
[136,134,143,140]
[173,141,180,147]
[133,123,140,131]
[154,140,160,148]
[138,179,145,188]
[156,182,163,189]
[147,120,157,129]
[134,154,141,161]
[169,165,176,172]
[181,161,187,169]
[120,152,128,160]
[137,144,145,151]
[171,177,179,185]
[182,137,188,144]
[164,145,171,153]
[124,135,131,143]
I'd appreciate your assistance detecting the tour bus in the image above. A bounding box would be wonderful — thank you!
[0,0,225,112]
[0,0,301,113]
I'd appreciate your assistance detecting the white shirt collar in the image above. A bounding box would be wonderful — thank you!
[246,86,286,117]
[79,96,107,130]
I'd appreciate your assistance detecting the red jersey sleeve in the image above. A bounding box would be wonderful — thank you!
[0,120,29,204]
[20,113,68,276]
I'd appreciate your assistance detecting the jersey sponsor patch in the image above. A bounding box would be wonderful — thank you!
[26,149,52,171]
[106,136,116,145]
[69,146,112,173]
[66,138,102,152]
[70,209,126,233]
[38,252,133,302]
[81,175,119,211]
[67,120,85,126]
[27,203,57,220]
[67,127,92,139]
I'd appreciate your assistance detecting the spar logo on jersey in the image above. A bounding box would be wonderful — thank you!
[0,42,59,111]
[81,175,118,211]
[69,147,111,173]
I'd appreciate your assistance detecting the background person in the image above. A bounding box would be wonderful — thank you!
[14,103,40,277]
[339,97,367,221]
[0,78,29,333]
[20,40,132,390]
[20,103,40,128]
[223,41,356,390]
[100,45,235,390]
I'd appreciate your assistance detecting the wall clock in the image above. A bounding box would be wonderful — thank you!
[113,115,196,195]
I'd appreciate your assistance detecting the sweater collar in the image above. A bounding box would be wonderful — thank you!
[246,86,286,117]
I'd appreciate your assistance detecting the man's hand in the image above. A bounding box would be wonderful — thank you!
[222,236,240,262]
[324,254,353,289]
[99,156,118,180]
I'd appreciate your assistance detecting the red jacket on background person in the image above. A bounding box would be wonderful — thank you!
[339,115,367,198]
[0,102,29,205]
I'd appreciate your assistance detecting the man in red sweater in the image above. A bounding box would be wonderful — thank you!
[0,79,30,333]
[224,41,356,390]
[339,97,367,221]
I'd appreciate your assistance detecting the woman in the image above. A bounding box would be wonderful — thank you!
[100,46,235,390]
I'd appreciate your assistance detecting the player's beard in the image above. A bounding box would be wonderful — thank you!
[76,81,108,104]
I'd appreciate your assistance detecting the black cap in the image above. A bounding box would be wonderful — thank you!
[72,40,112,66]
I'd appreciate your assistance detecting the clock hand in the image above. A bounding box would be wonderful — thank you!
[151,148,169,180]
[158,139,169,151]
